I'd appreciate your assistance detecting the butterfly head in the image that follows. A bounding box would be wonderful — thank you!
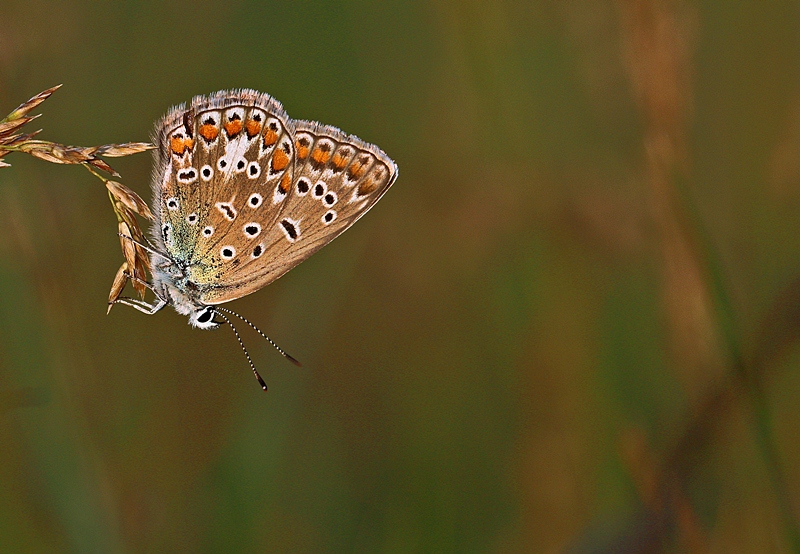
[149,260,220,329]
[189,305,221,330]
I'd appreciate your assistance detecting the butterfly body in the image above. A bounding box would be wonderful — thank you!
[125,89,397,329]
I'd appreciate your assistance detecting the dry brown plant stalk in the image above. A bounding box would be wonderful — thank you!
[0,85,155,310]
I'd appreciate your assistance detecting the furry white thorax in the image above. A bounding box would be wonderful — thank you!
[150,260,219,329]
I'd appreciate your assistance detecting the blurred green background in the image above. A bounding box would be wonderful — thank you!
[2,0,800,552]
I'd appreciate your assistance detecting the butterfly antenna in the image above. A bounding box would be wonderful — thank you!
[216,306,302,367]
[215,310,268,392]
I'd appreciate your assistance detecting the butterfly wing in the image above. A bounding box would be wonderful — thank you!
[198,120,398,304]
[151,90,296,291]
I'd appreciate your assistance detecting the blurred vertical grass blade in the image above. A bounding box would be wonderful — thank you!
[0,386,47,414]
[672,170,800,552]
[750,278,800,371]
[617,0,800,549]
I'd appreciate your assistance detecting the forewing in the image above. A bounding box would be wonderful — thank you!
[199,120,397,304]
[151,90,295,288]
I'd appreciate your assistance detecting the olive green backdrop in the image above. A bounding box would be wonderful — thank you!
[2,1,800,552]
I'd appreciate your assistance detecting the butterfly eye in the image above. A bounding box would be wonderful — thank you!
[234,157,247,172]
[186,213,198,225]
[197,308,213,323]
[220,246,236,260]
[166,197,179,210]
[200,165,213,181]
[191,306,220,329]
[202,226,214,237]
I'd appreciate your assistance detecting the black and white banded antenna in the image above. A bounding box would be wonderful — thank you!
[216,306,302,367]
[214,309,269,391]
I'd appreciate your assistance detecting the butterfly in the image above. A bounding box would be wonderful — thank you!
[113,89,397,390]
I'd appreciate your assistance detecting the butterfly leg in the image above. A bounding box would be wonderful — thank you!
[122,272,170,305]
[123,272,156,292]
[113,296,167,315]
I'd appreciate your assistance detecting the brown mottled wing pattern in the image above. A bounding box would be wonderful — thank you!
[198,120,397,304]
[151,90,296,290]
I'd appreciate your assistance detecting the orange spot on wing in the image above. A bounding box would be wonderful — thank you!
[199,124,219,142]
[296,141,309,159]
[311,147,331,165]
[279,173,291,193]
[357,178,378,196]
[170,136,194,156]
[170,137,184,155]
[347,160,368,180]
[223,119,243,138]
[271,149,289,172]
[263,129,278,147]
[331,153,348,170]
[246,119,262,138]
